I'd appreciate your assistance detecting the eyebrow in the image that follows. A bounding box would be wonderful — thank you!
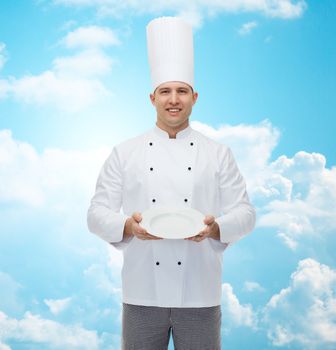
[157,87,191,92]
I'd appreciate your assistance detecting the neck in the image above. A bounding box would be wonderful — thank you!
[156,121,189,139]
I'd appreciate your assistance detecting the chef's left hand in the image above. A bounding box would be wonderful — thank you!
[185,215,220,242]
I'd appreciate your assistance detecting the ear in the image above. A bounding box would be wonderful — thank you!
[150,93,155,106]
[192,92,198,106]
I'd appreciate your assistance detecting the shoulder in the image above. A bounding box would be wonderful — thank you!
[103,129,152,168]
[190,126,230,154]
[116,129,151,150]
[190,126,236,170]
[111,129,151,156]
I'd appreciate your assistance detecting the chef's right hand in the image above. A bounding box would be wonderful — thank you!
[124,212,162,240]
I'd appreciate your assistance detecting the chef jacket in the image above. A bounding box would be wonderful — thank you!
[87,125,255,307]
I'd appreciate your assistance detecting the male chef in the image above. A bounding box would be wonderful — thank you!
[87,17,256,350]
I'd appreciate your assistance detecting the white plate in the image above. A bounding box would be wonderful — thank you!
[141,207,206,239]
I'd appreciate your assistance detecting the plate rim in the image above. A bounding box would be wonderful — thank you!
[141,206,206,239]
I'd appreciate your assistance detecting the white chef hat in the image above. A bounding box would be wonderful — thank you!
[146,16,194,91]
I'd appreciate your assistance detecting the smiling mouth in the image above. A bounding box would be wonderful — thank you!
[166,108,182,113]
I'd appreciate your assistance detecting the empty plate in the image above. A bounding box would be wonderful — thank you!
[141,207,206,239]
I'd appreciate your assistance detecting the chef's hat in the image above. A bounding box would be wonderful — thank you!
[146,16,194,91]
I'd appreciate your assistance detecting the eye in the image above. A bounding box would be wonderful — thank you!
[160,90,169,94]
[178,89,188,94]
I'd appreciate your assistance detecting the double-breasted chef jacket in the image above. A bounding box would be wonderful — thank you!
[87,125,256,308]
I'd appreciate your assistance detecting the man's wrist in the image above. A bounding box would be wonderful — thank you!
[210,222,220,241]
[123,218,134,238]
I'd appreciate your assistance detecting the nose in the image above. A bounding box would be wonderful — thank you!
[169,90,178,105]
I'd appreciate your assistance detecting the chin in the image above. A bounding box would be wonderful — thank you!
[168,121,185,127]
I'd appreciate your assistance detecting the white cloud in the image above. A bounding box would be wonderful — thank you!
[44,297,72,315]
[277,232,298,250]
[0,44,9,98]
[53,49,114,78]
[84,262,121,297]
[63,25,120,48]
[176,8,204,28]
[244,281,265,292]
[0,129,109,208]
[0,79,10,98]
[53,0,307,21]
[0,272,23,315]
[1,26,118,113]
[238,21,258,35]
[0,343,11,350]
[0,42,7,70]
[258,152,336,249]
[60,19,78,32]
[221,283,256,331]
[0,130,44,206]
[0,311,99,349]
[7,71,110,113]
[264,258,336,349]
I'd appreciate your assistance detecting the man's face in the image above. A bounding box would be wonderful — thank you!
[150,81,198,132]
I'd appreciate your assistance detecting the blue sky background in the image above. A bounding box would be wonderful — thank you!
[0,1,335,349]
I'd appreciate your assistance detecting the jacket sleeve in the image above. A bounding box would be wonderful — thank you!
[216,146,256,244]
[87,147,130,247]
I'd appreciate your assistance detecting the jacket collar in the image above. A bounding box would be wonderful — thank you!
[153,124,192,139]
